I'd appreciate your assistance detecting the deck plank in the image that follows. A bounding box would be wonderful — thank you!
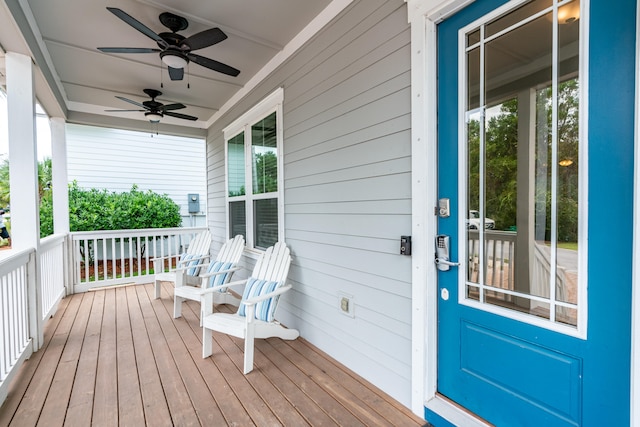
[157,283,256,426]
[0,283,426,427]
[92,289,118,427]
[144,284,226,426]
[64,289,105,426]
[134,285,200,426]
[36,292,94,427]
[8,292,83,427]
[115,287,145,427]
[124,286,172,427]
[0,294,71,427]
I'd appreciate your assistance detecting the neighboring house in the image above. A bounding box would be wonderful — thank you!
[66,123,207,227]
[0,0,638,426]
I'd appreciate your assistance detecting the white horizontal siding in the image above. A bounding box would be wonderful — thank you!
[206,0,413,406]
[66,123,206,223]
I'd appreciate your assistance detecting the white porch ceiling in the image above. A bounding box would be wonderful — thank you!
[0,0,335,132]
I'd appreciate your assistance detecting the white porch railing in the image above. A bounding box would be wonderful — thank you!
[71,227,208,293]
[0,249,38,405]
[40,234,67,320]
[468,230,517,289]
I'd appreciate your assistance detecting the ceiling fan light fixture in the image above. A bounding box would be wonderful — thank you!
[160,51,188,69]
[145,111,163,123]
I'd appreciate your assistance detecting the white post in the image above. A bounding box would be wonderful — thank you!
[50,117,72,295]
[6,52,42,348]
[51,117,69,234]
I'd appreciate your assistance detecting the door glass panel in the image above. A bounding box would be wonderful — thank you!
[462,0,580,328]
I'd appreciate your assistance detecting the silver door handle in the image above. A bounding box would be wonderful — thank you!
[435,258,460,267]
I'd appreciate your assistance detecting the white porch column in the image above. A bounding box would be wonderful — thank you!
[50,117,72,295]
[50,117,69,234]
[6,51,42,348]
[6,52,40,251]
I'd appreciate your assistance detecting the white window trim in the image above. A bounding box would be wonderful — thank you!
[223,87,285,253]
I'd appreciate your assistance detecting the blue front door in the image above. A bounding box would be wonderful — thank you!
[436,0,635,425]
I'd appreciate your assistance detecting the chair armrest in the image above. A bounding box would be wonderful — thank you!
[176,254,210,266]
[199,266,241,279]
[151,254,175,262]
[243,285,292,306]
[199,278,248,295]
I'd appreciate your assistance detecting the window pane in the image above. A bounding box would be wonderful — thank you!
[229,201,246,239]
[466,110,481,285]
[228,133,245,197]
[254,198,278,249]
[252,112,278,195]
[463,0,580,328]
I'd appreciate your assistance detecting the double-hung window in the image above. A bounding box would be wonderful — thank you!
[224,88,284,250]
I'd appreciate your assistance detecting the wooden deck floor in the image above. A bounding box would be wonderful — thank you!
[0,282,425,427]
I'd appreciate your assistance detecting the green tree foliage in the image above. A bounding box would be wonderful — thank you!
[39,182,182,237]
[467,79,579,242]
[253,151,278,194]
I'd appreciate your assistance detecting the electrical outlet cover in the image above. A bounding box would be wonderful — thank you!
[337,292,355,317]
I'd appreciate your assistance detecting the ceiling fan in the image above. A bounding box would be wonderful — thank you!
[105,89,198,123]
[98,7,240,81]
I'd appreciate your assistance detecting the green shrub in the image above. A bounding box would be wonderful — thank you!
[40,182,182,237]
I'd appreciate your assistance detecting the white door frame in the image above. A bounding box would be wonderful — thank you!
[406,0,640,425]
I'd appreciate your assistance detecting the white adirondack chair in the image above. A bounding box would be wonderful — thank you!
[173,234,245,321]
[201,242,299,374]
[152,229,212,299]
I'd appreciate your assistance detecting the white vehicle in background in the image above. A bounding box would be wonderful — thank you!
[467,210,495,229]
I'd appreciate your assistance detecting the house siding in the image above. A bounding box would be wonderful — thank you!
[206,0,413,406]
[66,123,207,225]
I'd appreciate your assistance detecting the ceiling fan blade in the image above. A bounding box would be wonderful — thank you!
[105,109,145,112]
[183,27,227,51]
[116,96,148,109]
[161,103,186,111]
[165,111,198,121]
[98,47,161,54]
[187,53,240,77]
[168,66,184,81]
[106,7,167,47]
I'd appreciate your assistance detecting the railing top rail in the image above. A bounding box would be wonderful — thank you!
[0,247,33,275]
[40,233,67,251]
[70,226,208,240]
[467,230,517,241]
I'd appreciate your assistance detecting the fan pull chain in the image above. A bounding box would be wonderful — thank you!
[160,62,164,88]
[187,63,190,89]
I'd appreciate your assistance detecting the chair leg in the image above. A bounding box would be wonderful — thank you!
[203,327,213,358]
[154,280,161,299]
[173,296,183,318]
[244,323,255,374]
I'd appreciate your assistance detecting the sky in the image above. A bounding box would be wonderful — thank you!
[0,90,52,161]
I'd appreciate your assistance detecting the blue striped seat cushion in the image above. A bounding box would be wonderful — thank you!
[206,260,234,290]
[238,277,282,322]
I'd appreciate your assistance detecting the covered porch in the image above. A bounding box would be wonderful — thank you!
[0,280,424,426]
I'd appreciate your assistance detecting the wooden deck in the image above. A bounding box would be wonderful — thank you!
[0,282,425,427]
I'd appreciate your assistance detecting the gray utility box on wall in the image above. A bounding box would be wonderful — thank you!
[188,193,200,213]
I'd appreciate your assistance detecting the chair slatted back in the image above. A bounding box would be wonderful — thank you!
[251,242,291,283]
[215,234,245,264]
[186,229,212,256]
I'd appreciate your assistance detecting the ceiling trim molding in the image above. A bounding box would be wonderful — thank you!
[205,0,355,129]
[5,0,68,117]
